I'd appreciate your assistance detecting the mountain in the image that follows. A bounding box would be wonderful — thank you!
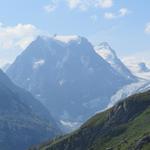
[30,90,150,150]
[7,35,133,130]
[0,69,61,150]
[95,42,136,81]
[137,62,150,73]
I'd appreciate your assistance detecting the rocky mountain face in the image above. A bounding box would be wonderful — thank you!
[6,35,133,130]
[31,91,150,150]
[0,69,61,150]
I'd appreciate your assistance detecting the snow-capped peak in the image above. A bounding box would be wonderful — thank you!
[95,42,117,62]
[95,42,136,81]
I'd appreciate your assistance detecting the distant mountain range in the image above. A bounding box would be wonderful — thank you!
[137,62,150,73]
[29,90,150,150]
[6,35,135,131]
[123,57,150,80]
[0,69,61,150]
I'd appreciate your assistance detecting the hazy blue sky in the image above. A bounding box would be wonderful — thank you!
[0,0,150,66]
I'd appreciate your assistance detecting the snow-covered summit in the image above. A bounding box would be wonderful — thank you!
[53,35,82,43]
[36,35,84,45]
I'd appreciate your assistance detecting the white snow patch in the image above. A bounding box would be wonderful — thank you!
[60,120,81,130]
[36,94,41,97]
[95,48,115,64]
[59,79,65,86]
[33,59,45,69]
[26,78,30,81]
[53,35,81,43]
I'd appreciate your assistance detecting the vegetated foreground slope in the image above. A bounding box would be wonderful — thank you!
[31,91,150,150]
[0,69,61,150]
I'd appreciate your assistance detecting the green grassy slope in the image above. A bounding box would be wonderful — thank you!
[31,91,150,150]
